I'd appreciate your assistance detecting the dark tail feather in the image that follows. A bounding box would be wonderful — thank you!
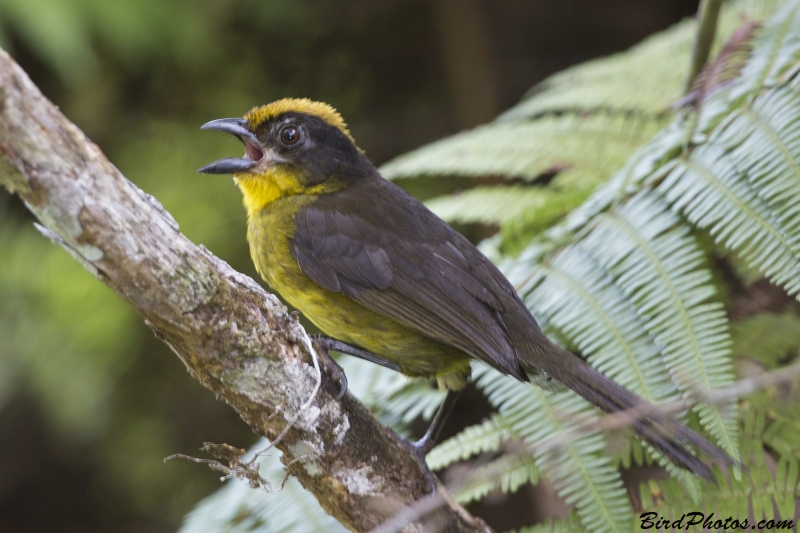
[526,342,736,482]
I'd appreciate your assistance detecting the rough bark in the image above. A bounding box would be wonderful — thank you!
[0,48,492,533]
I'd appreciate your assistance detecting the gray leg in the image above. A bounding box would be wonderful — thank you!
[412,389,462,456]
[313,336,400,371]
[314,335,461,455]
[315,335,461,492]
[313,336,402,399]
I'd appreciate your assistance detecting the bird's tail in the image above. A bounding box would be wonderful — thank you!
[525,341,735,481]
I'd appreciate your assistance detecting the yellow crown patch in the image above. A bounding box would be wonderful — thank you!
[245,98,357,146]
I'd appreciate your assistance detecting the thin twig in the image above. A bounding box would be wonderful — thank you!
[163,333,323,482]
[165,444,265,487]
[368,484,456,533]
[278,455,309,491]
[164,453,222,466]
[248,333,323,464]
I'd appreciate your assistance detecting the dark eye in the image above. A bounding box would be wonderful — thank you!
[280,126,301,146]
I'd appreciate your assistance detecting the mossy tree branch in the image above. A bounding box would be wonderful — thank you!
[0,48,491,533]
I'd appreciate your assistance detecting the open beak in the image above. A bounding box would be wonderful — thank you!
[198,118,264,174]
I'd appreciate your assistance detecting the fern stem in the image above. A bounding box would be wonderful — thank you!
[686,0,724,90]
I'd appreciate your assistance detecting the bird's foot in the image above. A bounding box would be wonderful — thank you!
[311,336,348,399]
[404,436,438,493]
[411,434,437,458]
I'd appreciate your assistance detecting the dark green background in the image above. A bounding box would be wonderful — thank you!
[0,1,698,531]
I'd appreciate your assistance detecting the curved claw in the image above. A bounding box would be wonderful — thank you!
[334,371,348,400]
[311,336,349,400]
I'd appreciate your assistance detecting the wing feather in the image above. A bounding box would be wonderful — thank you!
[291,177,527,380]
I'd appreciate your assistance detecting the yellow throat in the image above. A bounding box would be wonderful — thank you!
[233,98,357,217]
[233,167,308,217]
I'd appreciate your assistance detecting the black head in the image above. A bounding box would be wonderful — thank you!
[199,98,365,188]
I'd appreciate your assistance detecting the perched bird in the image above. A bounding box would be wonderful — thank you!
[199,98,733,480]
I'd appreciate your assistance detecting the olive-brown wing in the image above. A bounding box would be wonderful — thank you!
[289,178,528,380]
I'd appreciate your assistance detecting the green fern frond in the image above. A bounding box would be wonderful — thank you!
[428,414,514,470]
[656,144,800,296]
[475,366,632,533]
[562,117,690,234]
[509,242,709,496]
[503,0,778,121]
[382,112,661,245]
[750,386,800,459]
[427,412,541,506]
[694,0,800,131]
[380,379,445,425]
[712,86,800,259]
[450,454,540,505]
[729,0,800,101]
[513,511,584,533]
[635,404,800,532]
[425,185,593,230]
[611,436,645,471]
[763,408,800,461]
[578,192,738,460]
[521,246,678,404]
[426,185,573,226]
[611,435,703,504]
[381,112,660,183]
[497,187,600,256]
[731,312,800,368]
[501,19,694,119]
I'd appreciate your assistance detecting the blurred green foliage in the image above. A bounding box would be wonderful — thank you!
[0,1,707,531]
[0,1,444,529]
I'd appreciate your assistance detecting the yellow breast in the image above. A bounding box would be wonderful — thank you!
[239,181,473,390]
